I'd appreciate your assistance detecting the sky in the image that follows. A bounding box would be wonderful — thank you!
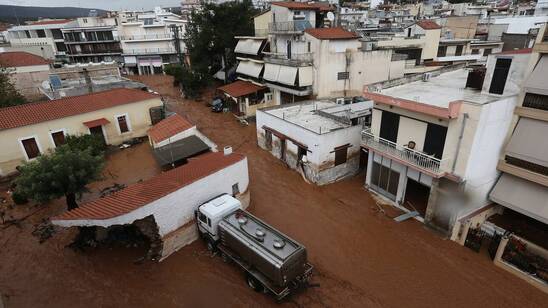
[1,0,182,10]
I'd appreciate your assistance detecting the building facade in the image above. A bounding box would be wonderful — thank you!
[0,51,50,101]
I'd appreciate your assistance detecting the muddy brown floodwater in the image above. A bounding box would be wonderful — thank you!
[0,75,546,307]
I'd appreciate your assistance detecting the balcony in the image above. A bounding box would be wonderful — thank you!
[120,34,173,41]
[263,52,313,66]
[268,21,312,34]
[122,48,178,55]
[361,128,445,176]
[68,49,122,56]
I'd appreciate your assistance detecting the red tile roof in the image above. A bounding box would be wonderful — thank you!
[30,19,73,25]
[416,20,441,30]
[362,92,462,119]
[271,2,333,11]
[0,88,159,130]
[52,152,246,221]
[83,118,110,128]
[0,52,49,68]
[217,80,266,98]
[495,48,533,55]
[304,27,359,40]
[148,114,194,143]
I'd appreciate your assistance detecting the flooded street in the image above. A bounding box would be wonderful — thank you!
[0,75,546,307]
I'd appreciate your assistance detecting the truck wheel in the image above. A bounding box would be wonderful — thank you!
[246,274,264,293]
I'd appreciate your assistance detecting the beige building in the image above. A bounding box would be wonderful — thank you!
[0,88,163,176]
[439,16,480,39]
[0,51,50,101]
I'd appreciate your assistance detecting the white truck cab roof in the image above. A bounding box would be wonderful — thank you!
[200,194,241,219]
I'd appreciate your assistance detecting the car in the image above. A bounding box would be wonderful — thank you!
[211,98,224,112]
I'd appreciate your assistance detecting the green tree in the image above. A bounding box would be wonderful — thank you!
[0,69,26,108]
[183,0,257,92]
[14,143,105,210]
[65,134,106,157]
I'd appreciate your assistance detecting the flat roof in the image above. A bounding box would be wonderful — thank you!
[381,69,499,108]
[264,101,349,134]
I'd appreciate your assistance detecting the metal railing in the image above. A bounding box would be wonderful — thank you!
[361,128,444,174]
[120,34,173,41]
[263,52,313,66]
[123,48,177,55]
[268,21,312,33]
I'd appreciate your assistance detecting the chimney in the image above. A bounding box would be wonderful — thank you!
[223,146,233,156]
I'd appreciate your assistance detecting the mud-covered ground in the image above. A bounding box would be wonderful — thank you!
[0,75,546,307]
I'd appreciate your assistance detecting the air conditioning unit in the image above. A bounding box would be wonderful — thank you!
[336,98,345,105]
[422,73,432,82]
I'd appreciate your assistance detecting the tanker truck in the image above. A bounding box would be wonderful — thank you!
[195,194,313,300]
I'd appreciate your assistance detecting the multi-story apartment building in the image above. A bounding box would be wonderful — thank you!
[361,49,531,237]
[118,7,186,75]
[61,15,122,63]
[488,25,548,248]
[7,19,72,60]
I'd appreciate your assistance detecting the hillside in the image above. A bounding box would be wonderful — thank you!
[0,5,107,24]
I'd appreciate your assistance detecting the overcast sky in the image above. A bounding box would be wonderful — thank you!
[1,0,182,10]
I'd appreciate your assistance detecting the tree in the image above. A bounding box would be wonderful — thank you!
[14,141,105,210]
[183,0,257,92]
[64,134,106,157]
[165,64,207,98]
[0,69,26,108]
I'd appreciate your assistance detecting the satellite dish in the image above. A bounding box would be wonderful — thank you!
[326,12,335,21]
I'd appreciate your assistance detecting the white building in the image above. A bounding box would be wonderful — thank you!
[0,51,50,101]
[52,150,249,261]
[256,99,372,185]
[6,19,73,60]
[119,7,186,75]
[361,49,531,237]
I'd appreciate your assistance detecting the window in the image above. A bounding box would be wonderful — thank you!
[24,30,31,38]
[36,29,46,38]
[523,93,548,111]
[117,115,130,133]
[437,46,447,57]
[20,137,41,160]
[198,211,207,224]
[471,49,479,55]
[337,72,349,80]
[307,41,311,53]
[232,183,240,195]
[455,45,463,56]
[83,18,88,23]
[483,48,492,56]
[489,58,512,95]
[334,145,349,166]
[51,131,66,147]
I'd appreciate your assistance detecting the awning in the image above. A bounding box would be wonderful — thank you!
[298,66,313,86]
[523,55,548,96]
[153,135,210,167]
[278,66,298,86]
[234,39,263,55]
[217,80,266,98]
[506,118,548,167]
[83,118,110,128]
[124,56,137,64]
[263,63,280,82]
[490,174,548,225]
[236,60,263,78]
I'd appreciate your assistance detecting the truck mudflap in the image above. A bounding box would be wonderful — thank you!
[217,245,315,301]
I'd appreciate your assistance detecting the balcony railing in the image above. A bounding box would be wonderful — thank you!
[268,21,312,33]
[263,52,313,66]
[120,34,173,41]
[362,128,444,175]
[123,48,177,55]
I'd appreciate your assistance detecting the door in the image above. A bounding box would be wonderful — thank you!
[379,110,400,144]
[370,160,399,201]
[423,123,447,159]
[489,58,512,95]
[455,45,463,56]
[89,126,106,145]
[287,40,292,59]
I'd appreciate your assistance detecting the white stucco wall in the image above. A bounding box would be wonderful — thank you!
[481,53,531,97]
[53,157,249,237]
[150,125,218,152]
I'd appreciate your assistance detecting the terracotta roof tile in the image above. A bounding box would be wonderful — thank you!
[217,80,266,98]
[148,114,194,143]
[52,152,246,221]
[304,27,359,40]
[0,88,159,130]
[271,2,333,11]
[30,19,73,25]
[0,52,49,67]
[416,20,441,30]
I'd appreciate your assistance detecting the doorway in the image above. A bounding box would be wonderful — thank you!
[280,139,286,162]
[403,178,430,217]
[89,126,107,145]
[359,148,368,171]
[370,159,399,201]
[489,58,512,95]
[379,110,400,143]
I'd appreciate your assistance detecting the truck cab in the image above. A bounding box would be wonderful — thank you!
[196,194,241,243]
